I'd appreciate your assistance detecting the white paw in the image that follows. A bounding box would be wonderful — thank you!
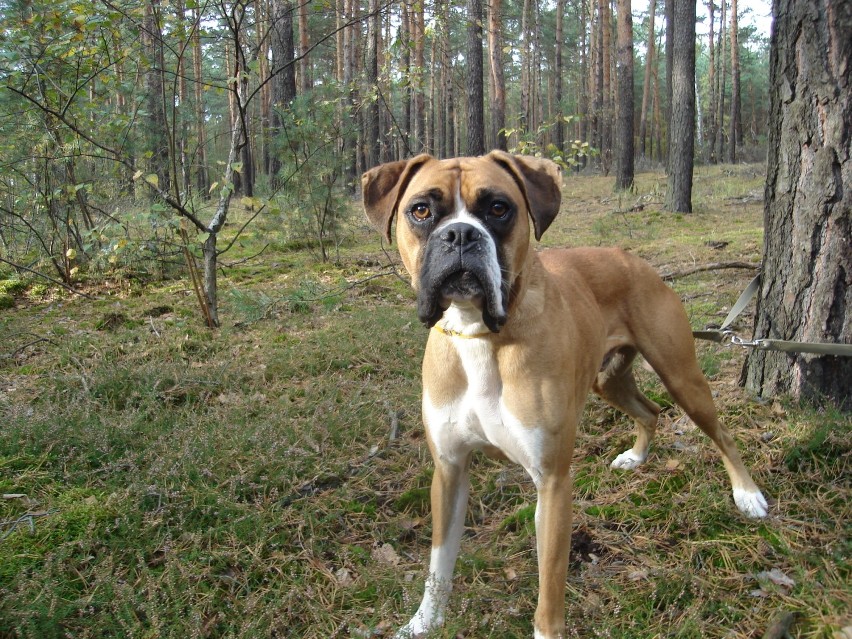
[393,623,420,639]
[733,487,769,518]
[393,619,429,639]
[610,449,646,470]
[394,610,443,639]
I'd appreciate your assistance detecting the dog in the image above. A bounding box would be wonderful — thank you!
[361,151,768,639]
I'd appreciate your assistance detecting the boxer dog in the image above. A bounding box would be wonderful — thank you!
[361,151,768,639]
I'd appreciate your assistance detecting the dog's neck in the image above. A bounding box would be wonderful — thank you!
[505,251,547,324]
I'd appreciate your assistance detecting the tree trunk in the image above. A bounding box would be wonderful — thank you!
[144,0,170,193]
[466,0,485,155]
[591,0,602,159]
[664,0,695,212]
[716,0,727,161]
[638,0,656,160]
[554,0,564,153]
[342,0,357,183]
[297,0,311,94]
[615,0,634,189]
[520,0,532,135]
[412,3,426,153]
[652,30,663,162]
[488,0,507,151]
[270,0,296,184]
[742,0,852,409]
[600,0,613,174]
[365,0,380,168]
[578,0,589,168]
[664,0,673,168]
[439,0,454,157]
[400,0,412,155]
[706,0,717,162]
[727,0,741,163]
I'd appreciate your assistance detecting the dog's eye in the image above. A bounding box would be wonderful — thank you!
[489,201,510,218]
[411,203,431,221]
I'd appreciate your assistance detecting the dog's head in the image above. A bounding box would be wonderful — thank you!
[362,151,562,332]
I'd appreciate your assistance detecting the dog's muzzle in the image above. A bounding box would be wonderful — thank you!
[417,221,508,332]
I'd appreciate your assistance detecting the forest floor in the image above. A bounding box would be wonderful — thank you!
[1,164,849,639]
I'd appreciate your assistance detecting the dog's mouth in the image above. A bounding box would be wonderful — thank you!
[417,266,508,333]
[439,270,485,304]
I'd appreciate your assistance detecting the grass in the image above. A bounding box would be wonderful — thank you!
[1,164,849,638]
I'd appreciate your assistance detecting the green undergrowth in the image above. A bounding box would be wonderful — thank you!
[1,164,848,638]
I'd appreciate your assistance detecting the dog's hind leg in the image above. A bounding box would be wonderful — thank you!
[594,347,662,470]
[635,298,769,517]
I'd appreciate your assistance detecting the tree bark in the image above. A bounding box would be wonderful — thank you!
[488,0,507,151]
[411,2,426,153]
[639,0,656,160]
[615,0,634,189]
[192,6,210,198]
[554,0,565,153]
[578,0,589,168]
[365,0,380,168]
[466,0,485,155]
[727,0,741,162]
[706,0,717,162]
[400,0,412,155]
[664,0,673,168]
[600,0,613,173]
[297,0,311,93]
[663,0,695,212]
[652,30,663,161]
[742,0,852,409]
[715,0,727,161]
[520,0,532,135]
[144,0,170,193]
[270,0,296,184]
[591,0,602,158]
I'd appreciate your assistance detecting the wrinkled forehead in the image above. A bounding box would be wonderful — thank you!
[401,156,526,210]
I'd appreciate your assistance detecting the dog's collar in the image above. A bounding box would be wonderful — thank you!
[432,323,492,339]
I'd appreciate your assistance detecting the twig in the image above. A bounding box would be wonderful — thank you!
[660,261,760,281]
[1,332,59,359]
[0,257,98,300]
[1,509,58,540]
[222,244,269,267]
[179,229,215,329]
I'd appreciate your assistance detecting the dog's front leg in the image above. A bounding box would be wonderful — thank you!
[532,471,574,639]
[396,454,471,638]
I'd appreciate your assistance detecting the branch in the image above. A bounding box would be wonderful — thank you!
[660,261,760,281]
[0,257,98,300]
[8,85,210,233]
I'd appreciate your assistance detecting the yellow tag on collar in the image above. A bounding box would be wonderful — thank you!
[432,324,491,339]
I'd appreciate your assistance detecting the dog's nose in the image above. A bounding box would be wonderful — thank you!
[440,223,481,251]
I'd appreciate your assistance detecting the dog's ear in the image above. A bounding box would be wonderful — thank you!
[362,154,434,243]
[486,151,563,241]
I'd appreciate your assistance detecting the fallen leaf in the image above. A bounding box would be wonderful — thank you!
[756,567,796,589]
[665,458,681,471]
[628,569,649,581]
[372,543,401,566]
[334,567,354,587]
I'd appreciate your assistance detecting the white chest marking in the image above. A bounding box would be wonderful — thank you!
[424,330,545,486]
